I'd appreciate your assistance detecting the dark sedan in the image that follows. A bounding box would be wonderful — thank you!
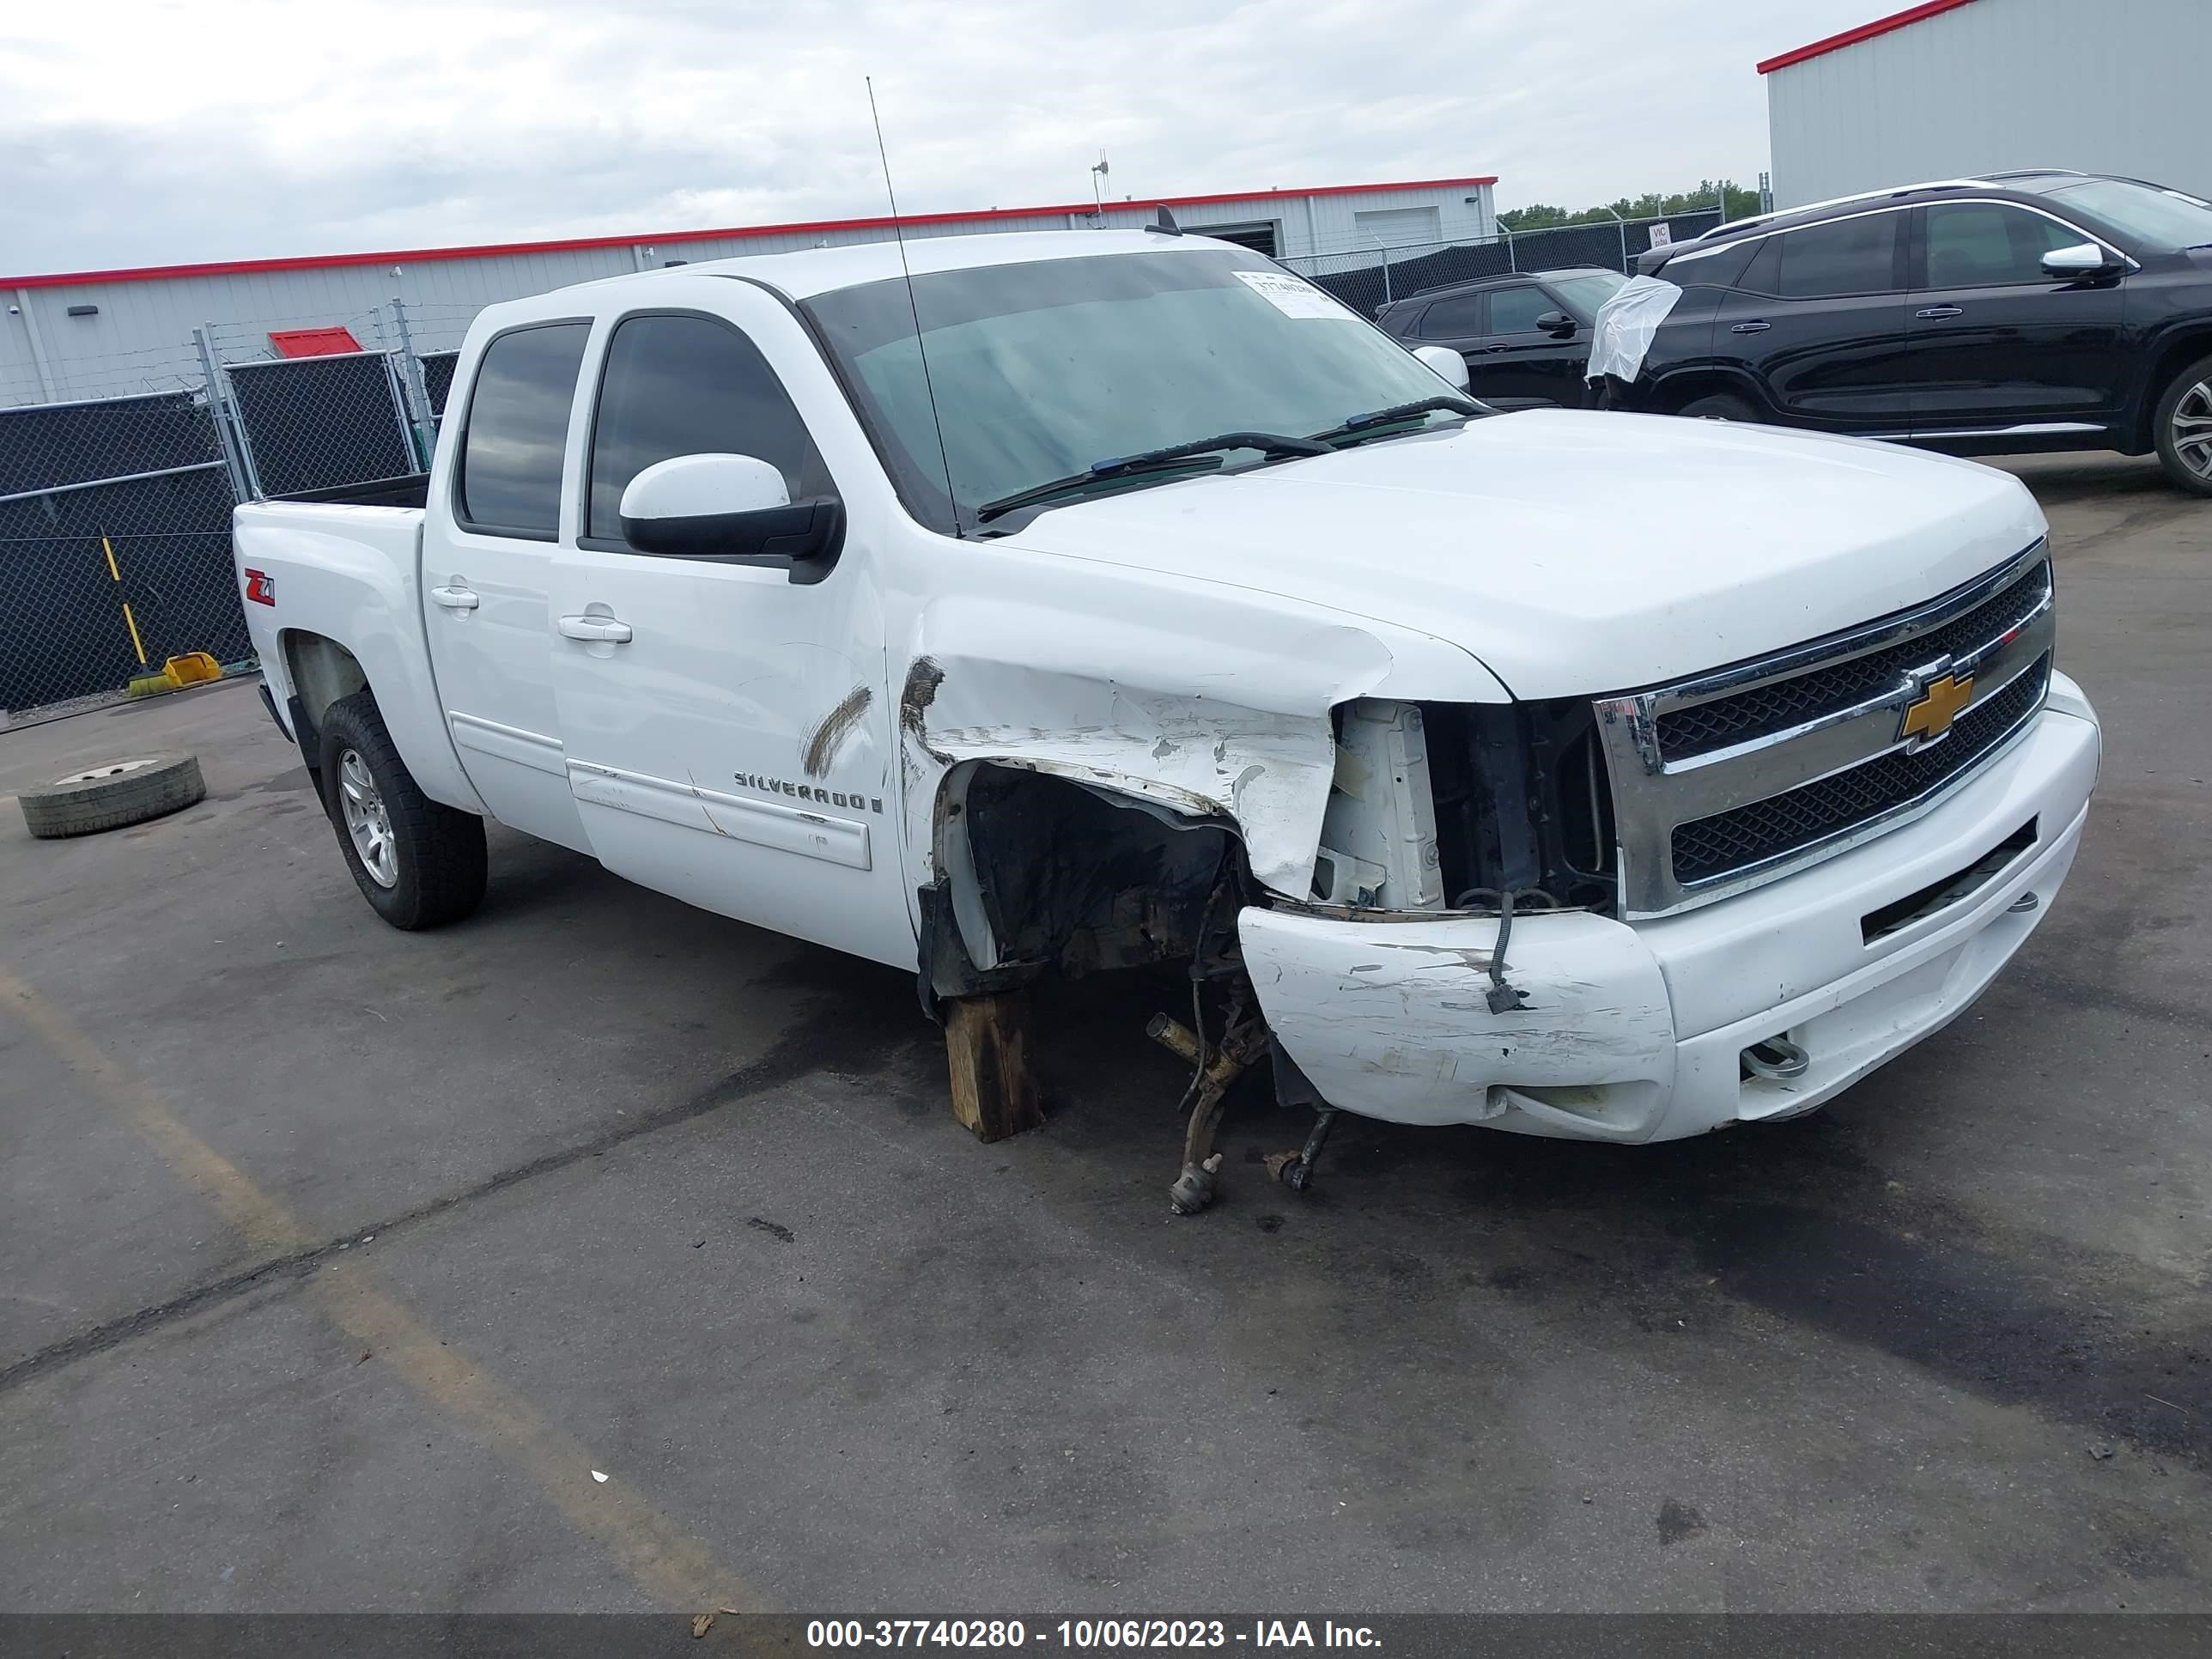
[1374,267,1626,410]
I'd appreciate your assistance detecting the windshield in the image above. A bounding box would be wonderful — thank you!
[1548,270,1628,320]
[2045,178,2212,250]
[803,248,1465,532]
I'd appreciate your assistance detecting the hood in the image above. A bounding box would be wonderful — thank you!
[1000,409,2046,700]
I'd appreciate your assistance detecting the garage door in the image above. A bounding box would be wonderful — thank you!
[1352,206,1443,247]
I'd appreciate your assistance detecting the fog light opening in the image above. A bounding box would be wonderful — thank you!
[2008,891,2040,914]
[1742,1036,1811,1081]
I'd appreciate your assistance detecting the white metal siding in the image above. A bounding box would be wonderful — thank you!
[1352,206,1444,246]
[1767,0,2212,207]
[1,182,1493,404]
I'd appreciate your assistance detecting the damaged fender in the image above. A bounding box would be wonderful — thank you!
[898,599,1404,901]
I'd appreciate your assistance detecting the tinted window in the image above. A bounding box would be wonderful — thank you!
[586,313,832,544]
[2046,178,2212,249]
[1774,212,1903,298]
[1547,270,1627,319]
[1487,286,1553,333]
[1736,236,1783,295]
[458,323,590,538]
[1413,293,1486,338]
[1923,202,2081,288]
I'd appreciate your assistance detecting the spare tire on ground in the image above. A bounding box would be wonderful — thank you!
[18,753,207,840]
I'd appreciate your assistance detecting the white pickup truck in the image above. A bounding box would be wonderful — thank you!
[233,227,2099,1200]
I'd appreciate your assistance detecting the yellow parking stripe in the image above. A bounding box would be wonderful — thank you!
[0,968,753,1614]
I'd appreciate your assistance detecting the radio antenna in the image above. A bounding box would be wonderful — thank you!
[866,76,960,538]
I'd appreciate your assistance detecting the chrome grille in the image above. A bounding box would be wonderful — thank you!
[1657,560,2053,762]
[1595,542,2056,919]
[1670,655,2050,885]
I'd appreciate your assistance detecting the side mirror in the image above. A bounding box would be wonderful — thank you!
[619,453,844,580]
[1413,344,1471,390]
[2041,242,2115,278]
[1536,309,1577,335]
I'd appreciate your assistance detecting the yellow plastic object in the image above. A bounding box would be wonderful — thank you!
[127,673,173,698]
[165,653,223,685]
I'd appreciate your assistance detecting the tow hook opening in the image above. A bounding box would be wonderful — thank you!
[1742,1036,1811,1081]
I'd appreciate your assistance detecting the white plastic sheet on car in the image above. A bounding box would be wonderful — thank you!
[1585,276,1684,386]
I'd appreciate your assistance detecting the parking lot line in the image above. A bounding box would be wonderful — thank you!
[0,966,756,1615]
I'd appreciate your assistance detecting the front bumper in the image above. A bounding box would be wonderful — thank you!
[1242,678,2100,1143]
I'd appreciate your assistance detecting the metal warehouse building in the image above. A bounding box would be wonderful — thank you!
[1762,0,2212,208]
[1,177,1494,405]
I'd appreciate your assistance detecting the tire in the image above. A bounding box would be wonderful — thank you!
[19,752,205,839]
[2151,352,2212,497]
[317,689,487,930]
[1676,392,1760,422]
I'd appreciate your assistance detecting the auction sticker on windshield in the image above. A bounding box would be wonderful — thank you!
[1233,269,1352,319]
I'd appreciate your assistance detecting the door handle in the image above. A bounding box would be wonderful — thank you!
[1916,305,1964,319]
[429,583,478,611]
[557,614,633,644]
[1730,320,1771,334]
[1480,343,1512,353]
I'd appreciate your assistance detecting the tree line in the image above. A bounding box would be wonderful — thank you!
[1498,179,1764,231]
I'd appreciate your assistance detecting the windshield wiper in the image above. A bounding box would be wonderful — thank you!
[1307,394,1486,447]
[975,430,1333,523]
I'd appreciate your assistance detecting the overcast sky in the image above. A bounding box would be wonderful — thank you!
[1,0,1883,276]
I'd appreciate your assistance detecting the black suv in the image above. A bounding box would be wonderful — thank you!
[1619,171,2212,495]
[1375,267,1626,410]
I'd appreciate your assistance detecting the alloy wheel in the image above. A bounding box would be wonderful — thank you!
[2172,379,2212,483]
[337,748,399,889]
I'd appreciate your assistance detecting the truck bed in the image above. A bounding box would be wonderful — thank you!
[271,473,430,508]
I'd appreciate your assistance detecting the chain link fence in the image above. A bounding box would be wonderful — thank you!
[1286,210,1725,317]
[225,352,417,496]
[1,390,248,714]
[2,312,440,719]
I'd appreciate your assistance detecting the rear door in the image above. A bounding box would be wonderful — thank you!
[422,320,595,852]
[1904,199,2131,434]
[1708,208,1914,434]
[1401,289,1498,392]
[548,291,914,968]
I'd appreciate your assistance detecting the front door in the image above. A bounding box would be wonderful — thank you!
[1711,208,1915,434]
[422,319,594,852]
[1475,282,1589,406]
[1905,199,2131,434]
[548,294,914,969]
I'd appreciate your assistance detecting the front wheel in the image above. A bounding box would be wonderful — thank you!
[1675,392,1759,422]
[2152,353,2212,496]
[317,690,487,930]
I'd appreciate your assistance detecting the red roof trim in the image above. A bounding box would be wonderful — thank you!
[1757,0,1978,73]
[3,175,1498,290]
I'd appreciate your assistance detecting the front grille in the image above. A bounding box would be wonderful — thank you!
[1657,559,2053,762]
[1670,655,2050,886]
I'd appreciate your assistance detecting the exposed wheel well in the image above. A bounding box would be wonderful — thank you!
[2131,331,2212,453]
[281,631,370,732]
[923,762,1245,1000]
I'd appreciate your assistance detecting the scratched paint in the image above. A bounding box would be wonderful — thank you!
[800,684,874,779]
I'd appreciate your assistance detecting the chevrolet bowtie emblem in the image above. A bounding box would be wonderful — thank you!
[1900,671,1975,744]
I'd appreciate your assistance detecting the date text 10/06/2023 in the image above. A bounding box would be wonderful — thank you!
[805,1621,1382,1649]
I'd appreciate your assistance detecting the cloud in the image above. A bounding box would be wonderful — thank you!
[1,0,1880,273]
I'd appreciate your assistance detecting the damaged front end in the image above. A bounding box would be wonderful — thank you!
[902,610,1651,1202]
